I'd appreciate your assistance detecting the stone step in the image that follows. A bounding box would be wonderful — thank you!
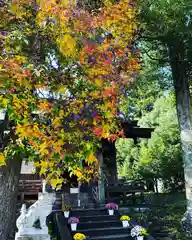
[72,207,106,211]
[72,226,130,237]
[72,208,113,216]
[77,220,122,230]
[68,207,169,240]
[77,214,118,222]
[88,234,132,240]
[53,197,96,210]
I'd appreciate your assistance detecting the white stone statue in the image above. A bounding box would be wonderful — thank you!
[15,181,56,240]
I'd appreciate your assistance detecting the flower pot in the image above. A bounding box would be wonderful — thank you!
[71,223,77,231]
[137,236,144,240]
[70,188,79,194]
[108,209,114,215]
[122,220,129,227]
[64,211,69,218]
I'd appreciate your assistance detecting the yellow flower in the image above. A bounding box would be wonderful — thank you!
[120,215,131,221]
[141,228,148,236]
[73,233,86,240]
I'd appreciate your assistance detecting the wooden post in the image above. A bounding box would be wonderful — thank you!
[77,182,81,207]
[98,151,105,203]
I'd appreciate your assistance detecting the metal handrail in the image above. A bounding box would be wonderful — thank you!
[53,212,73,240]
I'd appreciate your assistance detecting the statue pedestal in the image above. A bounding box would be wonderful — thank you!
[15,229,50,240]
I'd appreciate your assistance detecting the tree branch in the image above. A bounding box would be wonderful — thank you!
[142,49,169,63]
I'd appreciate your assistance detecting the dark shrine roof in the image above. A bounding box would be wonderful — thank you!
[121,121,154,139]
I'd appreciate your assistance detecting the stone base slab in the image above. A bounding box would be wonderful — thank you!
[15,232,50,240]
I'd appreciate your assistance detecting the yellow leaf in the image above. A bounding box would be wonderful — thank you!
[60,0,76,7]
[89,91,99,98]
[2,98,9,106]
[55,183,62,191]
[0,153,5,166]
[57,34,76,57]
[34,162,40,167]
[50,178,63,189]
[40,160,48,168]
[53,143,62,153]
[40,167,47,175]
[15,56,27,63]
[76,170,83,178]
[59,110,64,117]
[82,91,87,98]
[59,87,67,93]
[39,143,49,155]
[87,153,96,164]
[52,117,61,128]
[105,111,113,118]
[60,0,70,7]
[95,79,103,87]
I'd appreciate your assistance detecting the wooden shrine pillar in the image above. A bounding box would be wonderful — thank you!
[96,121,154,203]
[97,140,118,203]
[102,140,118,185]
[98,150,105,203]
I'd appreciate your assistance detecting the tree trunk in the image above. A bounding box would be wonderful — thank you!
[0,157,22,240]
[169,40,191,130]
[168,39,192,233]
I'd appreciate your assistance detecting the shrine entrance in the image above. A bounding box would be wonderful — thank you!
[97,120,154,204]
[59,120,154,208]
[16,119,154,209]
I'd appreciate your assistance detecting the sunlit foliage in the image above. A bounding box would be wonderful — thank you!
[0,0,139,188]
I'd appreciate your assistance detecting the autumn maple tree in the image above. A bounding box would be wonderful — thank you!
[0,0,139,188]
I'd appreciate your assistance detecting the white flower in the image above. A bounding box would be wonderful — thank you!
[131,225,144,237]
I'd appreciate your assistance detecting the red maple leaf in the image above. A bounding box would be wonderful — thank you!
[104,59,111,65]
[104,88,113,96]
[107,52,114,60]
[94,115,102,123]
[109,135,117,141]
[85,45,95,54]
[93,126,102,136]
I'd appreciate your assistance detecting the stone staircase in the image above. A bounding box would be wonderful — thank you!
[67,207,177,240]
[70,208,137,240]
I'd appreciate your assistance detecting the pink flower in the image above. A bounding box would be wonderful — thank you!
[68,217,79,224]
[105,203,118,210]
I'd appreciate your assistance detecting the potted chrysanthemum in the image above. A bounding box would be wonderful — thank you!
[62,204,71,218]
[73,233,86,240]
[131,225,148,240]
[105,203,118,215]
[68,217,79,231]
[120,215,131,227]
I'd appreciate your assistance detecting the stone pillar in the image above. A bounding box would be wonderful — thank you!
[181,130,192,234]
[181,131,192,207]
[98,151,105,203]
[156,179,164,193]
